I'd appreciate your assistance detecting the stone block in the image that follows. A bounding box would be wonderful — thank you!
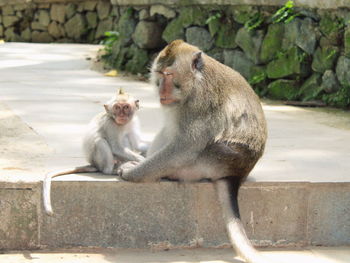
[0,183,39,250]
[31,21,46,31]
[260,23,284,63]
[240,183,309,246]
[21,27,31,41]
[0,25,3,37]
[40,182,198,248]
[2,5,14,16]
[97,1,111,20]
[132,21,163,49]
[267,79,299,100]
[214,22,238,49]
[312,46,339,73]
[38,10,50,27]
[299,73,322,101]
[65,3,77,20]
[235,27,264,64]
[295,18,317,55]
[32,31,54,43]
[50,4,65,24]
[83,1,98,11]
[95,17,113,39]
[48,21,65,39]
[3,15,20,27]
[150,5,176,19]
[345,26,350,58]
[224,49,255,80]
[321,70,340,93]
[86,12,98,29]
[64,14,87,40]
[335,56,350,86]
[308,183,350,246]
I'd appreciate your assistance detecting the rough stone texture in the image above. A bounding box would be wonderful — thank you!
[308,184,350,246]
[321,70,340,93]
[319,14,342,45]
[0,183,39,250]
[235,27,264,64]
[0,25,3,37]
[97,1,111,20]
[3,15,20,27]
[295,18,317,55]
[299,73,323,101]
[38,10,50,27]
[95,17,113,39]
[116,11,137,46]
[50,4,66,24]
[48,21,65,39]
[65,3,77,20]
[40,182,197,248]
[150,4,176,19]
[125,45,149,74]
[267,79,299,100]
[224,49,255,80]
[31,21,46,31]
[2,5,14,16]
[64,14,87,40]
[214,21,238,49]
[267,47,305,79]
[139,9,150,20]
[31,31,54,43]
[83,1,98,11]
[345,26,350,57]
[312,46,339,73]
[335,56,350,86]
[185,27,213,52]
[86,12,98,29]
[282,18,301,50]
[207,48,224,63]
[240,184,309,247]
[4,27,17,41]
[231,5,258,24]
[260,23,284,63]
[162,6,206,43]
[132,21,163,49]
[20,27,31,41]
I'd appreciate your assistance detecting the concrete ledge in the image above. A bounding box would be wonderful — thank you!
[1,178,349,250]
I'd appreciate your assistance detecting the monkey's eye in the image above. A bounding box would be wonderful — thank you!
[174,83,181,89]
[123,105,130,112]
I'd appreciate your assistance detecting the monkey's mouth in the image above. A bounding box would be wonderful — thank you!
[160,97,179,105]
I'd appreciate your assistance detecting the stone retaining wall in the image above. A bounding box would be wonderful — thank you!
[0,1,350,107]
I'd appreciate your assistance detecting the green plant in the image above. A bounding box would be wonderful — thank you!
[249,72,267,85]
[272,0,299,24]
[326,49,337,60]
[322,85,350,108]
[205,12,222,24]
[101,31,119,50]
[100,31,119,67]
[244,12,264,31]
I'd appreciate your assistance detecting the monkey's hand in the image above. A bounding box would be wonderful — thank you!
[118,161,142,182]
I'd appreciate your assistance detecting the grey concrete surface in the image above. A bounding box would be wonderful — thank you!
[0,42,349,183]
[1,247,350,263]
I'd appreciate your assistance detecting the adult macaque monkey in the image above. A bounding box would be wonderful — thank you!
[119,40,268,263]
[43,89,146,215]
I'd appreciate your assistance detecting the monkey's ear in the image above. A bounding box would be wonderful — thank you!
[135,100,140,109]
[104,104,109,113]
[191,51,204,72]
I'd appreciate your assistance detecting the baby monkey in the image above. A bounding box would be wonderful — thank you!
[43,88,146,215]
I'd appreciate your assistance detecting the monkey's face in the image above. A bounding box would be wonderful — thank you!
[152,40,205,107]
[105,99,139,126]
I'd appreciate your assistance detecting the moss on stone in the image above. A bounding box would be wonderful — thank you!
[260,23,284,63]
[267,79,299,100]
[311,46,339,73]
[215,21,237,49]
[345,26,350,58]
[266,47,307,79]
[299,73,323,101]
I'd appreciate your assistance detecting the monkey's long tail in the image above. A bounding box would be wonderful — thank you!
[43,165,98,216]
[215,178,271,263]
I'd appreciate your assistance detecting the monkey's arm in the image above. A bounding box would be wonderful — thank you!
[110,142,145,162]
[120,128,210,182]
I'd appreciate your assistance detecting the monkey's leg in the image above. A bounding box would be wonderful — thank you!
[94,138,117,174]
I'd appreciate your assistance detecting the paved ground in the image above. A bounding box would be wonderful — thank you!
[0,42,349,183]
[1,247,350,263]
